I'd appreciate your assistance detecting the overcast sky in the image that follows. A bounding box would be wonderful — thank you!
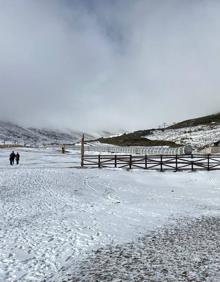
[0,0,220,132]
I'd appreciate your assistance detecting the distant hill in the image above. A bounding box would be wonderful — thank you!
[0,121,109,146]
[97,112,220,149]
[2,112,220,149]
[98,130,180,147]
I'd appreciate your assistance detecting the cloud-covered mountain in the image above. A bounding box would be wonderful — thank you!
[0,121,109,146]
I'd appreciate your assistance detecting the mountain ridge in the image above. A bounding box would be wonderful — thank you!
[0,121,109,146]
[97,112,220,149]
[168,112,220,129]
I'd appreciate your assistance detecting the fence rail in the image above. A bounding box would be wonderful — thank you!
[82,154,220,171]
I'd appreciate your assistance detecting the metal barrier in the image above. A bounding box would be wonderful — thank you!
[73,144,186,155]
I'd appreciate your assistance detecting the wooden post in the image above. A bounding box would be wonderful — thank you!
[145,155,147,169]
[191,154,194,171]
[98,154,101,168]
[129,155,132,169]
[175,154,178,171]
[61,144,65,154]
[207,154,210,171]
[81,134,85,167]
[114,155,117,168]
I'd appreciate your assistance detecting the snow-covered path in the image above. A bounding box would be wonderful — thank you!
[1,148,220,281]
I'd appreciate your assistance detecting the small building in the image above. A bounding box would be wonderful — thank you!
[184,144,193,154]
[201,141,220,154]
[211,141,220,153]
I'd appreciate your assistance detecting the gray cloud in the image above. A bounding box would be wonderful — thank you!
[0,0,220,132]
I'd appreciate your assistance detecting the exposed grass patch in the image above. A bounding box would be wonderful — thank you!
[98,133,180,147]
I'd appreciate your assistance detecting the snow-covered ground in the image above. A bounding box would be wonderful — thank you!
[146,124,220,149]
[1,147,220,281]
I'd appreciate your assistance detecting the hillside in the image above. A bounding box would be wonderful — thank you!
[0,121,104,146]
[98,113,220,150]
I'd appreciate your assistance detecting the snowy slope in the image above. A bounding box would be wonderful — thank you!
[1,148,220,281]
[98,113,220,150]
[146,124,220,149]
[0,121,108,146]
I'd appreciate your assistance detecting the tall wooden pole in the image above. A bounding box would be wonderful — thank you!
[81,134,85,167]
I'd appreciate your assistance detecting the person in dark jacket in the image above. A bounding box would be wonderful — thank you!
[9,151,16,165]
[15,152,20,165]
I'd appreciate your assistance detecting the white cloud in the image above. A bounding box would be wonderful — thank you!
[0,0,220,132]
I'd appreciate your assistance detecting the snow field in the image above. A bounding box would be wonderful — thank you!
[0,148,220,281]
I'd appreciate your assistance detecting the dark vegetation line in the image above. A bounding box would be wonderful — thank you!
[98,135,180,147]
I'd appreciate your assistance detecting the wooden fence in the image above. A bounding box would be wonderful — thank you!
[82,154,220,171]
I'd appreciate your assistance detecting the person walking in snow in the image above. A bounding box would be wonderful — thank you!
[15,152,20,165]
[9,151,16,165]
